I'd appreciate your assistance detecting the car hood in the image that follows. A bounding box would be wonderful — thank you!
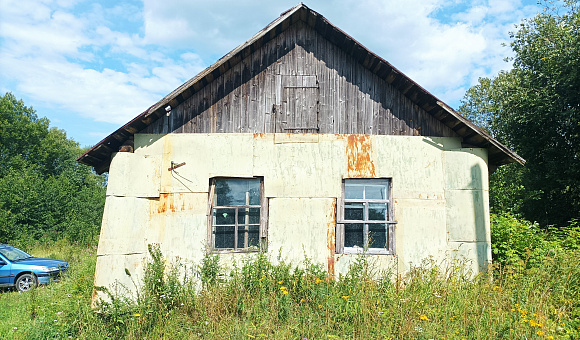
[15,258,69,268]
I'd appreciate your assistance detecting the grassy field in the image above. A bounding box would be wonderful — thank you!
[0,242,578,339]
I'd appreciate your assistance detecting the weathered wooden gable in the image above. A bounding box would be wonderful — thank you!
[140,21,457,138]
[78,4,524,173]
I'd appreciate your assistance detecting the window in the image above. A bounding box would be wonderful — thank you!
[209,177,266,251]
[337,179,395,254]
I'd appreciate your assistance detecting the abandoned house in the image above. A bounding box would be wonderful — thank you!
[77,4,524,295]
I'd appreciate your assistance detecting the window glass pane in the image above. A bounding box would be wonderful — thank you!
[365,185,386,200]
[344,203,364,221]
[215,178,260,206]
[345,185,364,199]
[238,208,260,225]
[368,223,387,249]
[368,203,387,221]
[214,226,235,249]
[238,225,260,249]
[248,225,260,248]
[344,223,364,248]
[213,208,235,225]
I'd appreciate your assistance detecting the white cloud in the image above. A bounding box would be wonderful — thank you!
[0,0,541,147]
[0,0,205,126]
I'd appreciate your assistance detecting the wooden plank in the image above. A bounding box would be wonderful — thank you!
[316,35,331,134]
[232,61,242,132]
[339,46,348,134]
[364,69,373,134]
[248,48,260,133]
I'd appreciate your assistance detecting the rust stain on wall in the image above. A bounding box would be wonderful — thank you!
[346,135,376,178]
[152,193,188,215]
[253,132,266,139]
[327,200,336,280]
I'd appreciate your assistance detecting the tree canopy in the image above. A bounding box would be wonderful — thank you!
[460,0,580,227]
[0,93,106,245]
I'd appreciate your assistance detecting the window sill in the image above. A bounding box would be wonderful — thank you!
[211,248,262,254]
[342,247,394,255]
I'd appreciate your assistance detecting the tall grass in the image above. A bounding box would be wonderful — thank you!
[0,241,579,339]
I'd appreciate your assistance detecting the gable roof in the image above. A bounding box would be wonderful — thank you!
[77,3,524,174]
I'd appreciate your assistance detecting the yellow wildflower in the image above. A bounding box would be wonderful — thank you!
[318,304,323,309]
[537,330,545,336]
[420,314,430,321]
[493,286,500,291]
[547,336,554,339]
[315,277,323,284]
[342,295,349,301]
[278,280,283,284]
[300,298,305,303]
[280,286,289,295]
[132,313,141,317]
[530,320,538,327]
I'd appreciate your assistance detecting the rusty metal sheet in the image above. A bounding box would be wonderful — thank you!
[253,135,345,198]
[373,136,447,200]
[446,189,490,243]
[147,192,209,263]
[394,199,448,271]
[447,241,491,274]
[274,133,320,143]
[106,153,161,198]
[159,134,255,193]
[268,197,335,266]
[93,253,145,302]
[97,196,150,255]
[443,148,489,191]
[346,135,376,178]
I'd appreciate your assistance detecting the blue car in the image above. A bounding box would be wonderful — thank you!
[0,244,69,292]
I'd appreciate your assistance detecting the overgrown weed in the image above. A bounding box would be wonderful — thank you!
[0,241,579,339]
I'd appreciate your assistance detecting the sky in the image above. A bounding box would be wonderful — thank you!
[0,0,541,148]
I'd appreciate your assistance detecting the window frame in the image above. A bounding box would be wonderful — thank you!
[336,178,396,255]
[207,177,268,253]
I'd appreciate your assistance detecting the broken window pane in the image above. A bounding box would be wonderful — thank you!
[214,208,236,225]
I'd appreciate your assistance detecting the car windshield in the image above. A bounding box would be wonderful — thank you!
[0,246,33,261]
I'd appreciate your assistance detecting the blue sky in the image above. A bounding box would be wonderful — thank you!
[0,0,540,148]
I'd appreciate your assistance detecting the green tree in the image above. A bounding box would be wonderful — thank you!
[0,93,106,245]
[459,0,580,228]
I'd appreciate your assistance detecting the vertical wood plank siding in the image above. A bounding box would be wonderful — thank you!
[140,22,458,138]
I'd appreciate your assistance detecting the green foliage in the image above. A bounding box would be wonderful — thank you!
[459,1,580,228]
[491,213,580,268]
[2,242,580,339]
[200,253,221,288]
[490,213,550,267]
[0,93,106,245]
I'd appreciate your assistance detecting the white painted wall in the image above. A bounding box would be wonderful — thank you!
[94,133,490,298]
